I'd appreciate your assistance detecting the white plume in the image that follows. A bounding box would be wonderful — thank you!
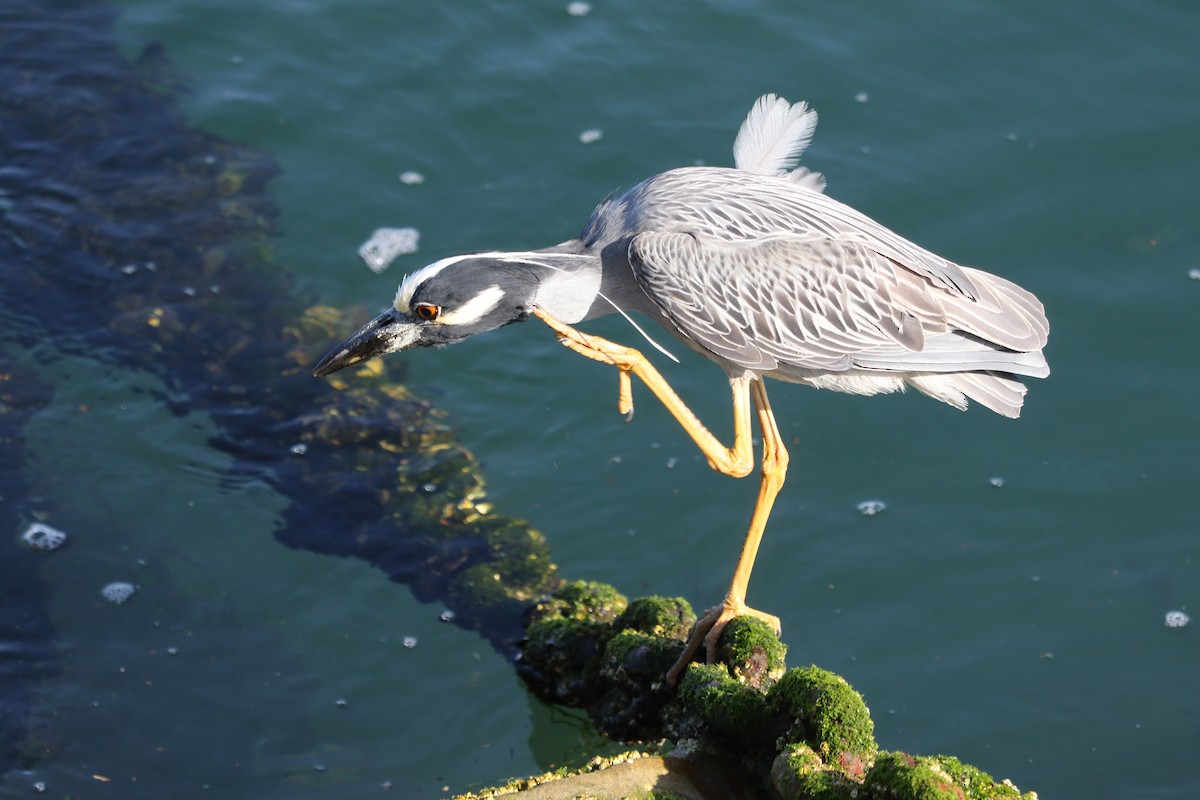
[786,166,827,193]
[733,94,820,178]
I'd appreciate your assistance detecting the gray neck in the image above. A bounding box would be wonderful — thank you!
[524,240,685,363]
[512,243,606,324]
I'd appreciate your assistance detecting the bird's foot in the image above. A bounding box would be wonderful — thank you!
[532,306,638,420]
[665,599,782,686]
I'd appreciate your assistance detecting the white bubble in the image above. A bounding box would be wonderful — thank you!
[399,170,425,185]
[856,499,886,516]
[1164,610,1190,628]
[21,522,68,552]
[291,443,308,456]
[567,1,592,16]
[579,128,603,144]
[101,582,137,604]
[1188,268,1200,281]
[358,227,420,273]
[854,91,870,103]
[989,476,1005,488]
[402,636,418,648]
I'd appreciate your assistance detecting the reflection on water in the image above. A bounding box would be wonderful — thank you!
[0,357,56,778]
[0,2,558,794]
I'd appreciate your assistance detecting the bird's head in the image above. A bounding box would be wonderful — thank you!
[312,253,542,377]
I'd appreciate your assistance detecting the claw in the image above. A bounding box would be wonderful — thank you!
[665,601,782,686]
[618,370,635,421]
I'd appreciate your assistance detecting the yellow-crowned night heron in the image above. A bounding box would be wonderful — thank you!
[314,94,1050,684]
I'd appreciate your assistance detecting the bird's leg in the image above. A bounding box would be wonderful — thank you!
[533,308,789,684]
[533,307,754,476]
[665,378,789,684]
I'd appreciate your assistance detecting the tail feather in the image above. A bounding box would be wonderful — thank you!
[854,330,1049,379]
[907,371,1029,418]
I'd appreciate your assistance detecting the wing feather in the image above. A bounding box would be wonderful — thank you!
[628,231,1049,380]
[629,168,984,300]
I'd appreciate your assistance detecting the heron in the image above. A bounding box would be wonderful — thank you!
[313,94,1050,684]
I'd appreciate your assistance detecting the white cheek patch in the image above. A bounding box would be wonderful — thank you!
[438,285,505,326]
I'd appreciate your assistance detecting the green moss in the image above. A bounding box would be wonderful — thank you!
[865,754,1034,800]
[447,562,527,614]
[714,616,787,690]
[770,666,876,775]
[865,752,970,800]
[603,630,685,684]
[480,519,555,599]
[771,743,862,800]
[525,615,612,664]
[534,580,629,624]
[677,663,772,744]
[615,596,694,639]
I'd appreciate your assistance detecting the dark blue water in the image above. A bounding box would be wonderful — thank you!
[3,1,1198,797]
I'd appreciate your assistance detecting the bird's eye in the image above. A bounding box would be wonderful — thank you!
[414,303,441,322]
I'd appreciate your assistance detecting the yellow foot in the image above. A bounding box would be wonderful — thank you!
[533,306,637,419]
[665,600,781,686]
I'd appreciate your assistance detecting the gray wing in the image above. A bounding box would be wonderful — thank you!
[627,230,1049,377]
[623,167,984,301]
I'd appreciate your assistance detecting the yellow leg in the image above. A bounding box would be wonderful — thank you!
[532,308,789,685]
[665,380,789,684]
[534,307,754,478]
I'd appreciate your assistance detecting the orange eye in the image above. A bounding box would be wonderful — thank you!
[414,303,440,322]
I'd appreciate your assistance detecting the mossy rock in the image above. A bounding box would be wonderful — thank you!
[531,580,629,625]
[603,630,686,686]
[866,752,1036,800]
[677,663,774,746]
[713,616,787,690]
[448,562,524,612]
[524,615,614,703]
[479,519,556,598]
[769,666,876,777]
[614,596,694,640]
[771,742,863,800]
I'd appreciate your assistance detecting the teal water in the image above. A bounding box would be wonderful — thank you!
[4,1,1199,798]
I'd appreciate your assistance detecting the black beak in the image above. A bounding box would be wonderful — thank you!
[312,308,420,377]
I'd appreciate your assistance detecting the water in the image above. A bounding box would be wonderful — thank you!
[3,0,1199,797]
